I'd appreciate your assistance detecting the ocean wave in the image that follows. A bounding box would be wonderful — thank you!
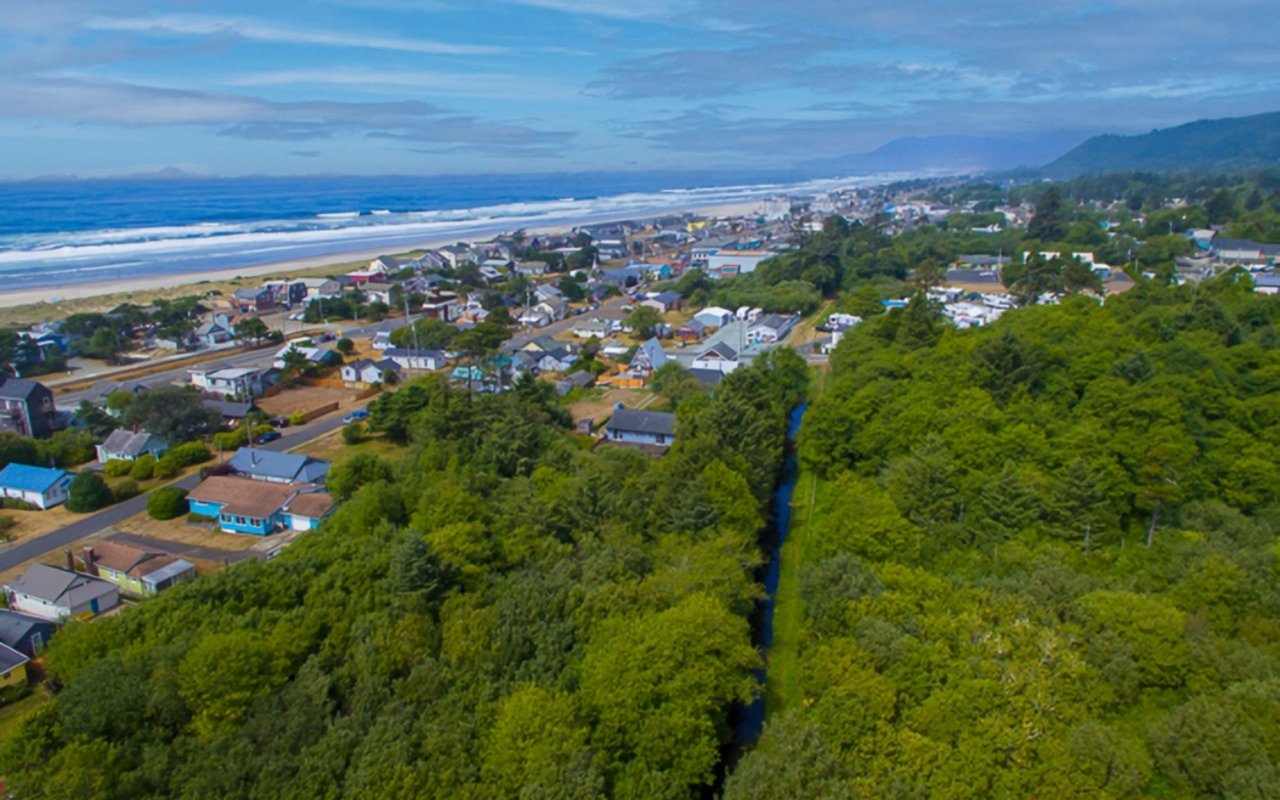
[0,172,904,289]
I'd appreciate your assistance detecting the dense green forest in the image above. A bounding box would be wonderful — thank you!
[1041,110,1280,179]
[0,356,807,799]
[726,275,1280,798]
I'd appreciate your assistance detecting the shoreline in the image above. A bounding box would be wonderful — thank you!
[0,200,759,313]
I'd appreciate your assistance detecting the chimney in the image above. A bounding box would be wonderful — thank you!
[65,547,74,572]
[81,547,98,577]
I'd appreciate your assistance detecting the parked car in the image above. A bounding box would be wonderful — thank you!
[270,416,290,428]
[341,409,370,424]
[256,430,282,444]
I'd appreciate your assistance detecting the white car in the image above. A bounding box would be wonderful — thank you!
[288,312,304,321]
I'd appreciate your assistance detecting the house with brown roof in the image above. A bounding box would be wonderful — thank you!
[80,541,196,597]
[187,475,334,535]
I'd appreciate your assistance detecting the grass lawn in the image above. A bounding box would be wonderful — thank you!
[765,365,829,717]
[0,691,50,742]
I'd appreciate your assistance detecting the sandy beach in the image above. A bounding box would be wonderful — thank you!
[0,200,760,313]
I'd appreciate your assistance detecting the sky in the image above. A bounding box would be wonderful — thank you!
[0,0,1277,179]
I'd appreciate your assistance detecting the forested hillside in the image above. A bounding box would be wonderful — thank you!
[727,275,1280,798]
[0,356,807,799]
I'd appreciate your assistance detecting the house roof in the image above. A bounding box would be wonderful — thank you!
[752,314,791,331]
[0,642,27,674]
[633,337,667,370]
[0,376,48,402]
[607,408,676,437]
[100,429,160,458]
[6,564,116,607]
[0,463,70,493]
[384,347,446,360]
[189,475,329,518]
[652,290,682,305]
[0,609,52,650]
[689,368,724,386]
[203,399,255,419]
[698,342,739,361]
[227,448,330,484]
[87,540,191,581]
[285,491,335,519]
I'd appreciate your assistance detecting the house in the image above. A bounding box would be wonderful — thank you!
[227,447,330,484]
[537,347,578,374]
[675,318,707,342]
[369,255,401,275]
[233,286,275,314]
[703,250,775,279]
[5,563,119,620]
[630,337,668,375]
[384,348,448,371]
[641,290,683,313]
[555,371,596,395]
[1253,273,1280,295]
[362,280,396,305]
[693,306,734,328]
[0,464,74,509]
[273,344,342,370]
[0,609,56,659]
[534,284,567,303]
[691,341,741,374]
[477,265,506,283]
[341,358,401,385]
[188,475,334,535]
[599,265,646,287]
[81,541,196,598]
[438,244,474,269]
[515,260,550,277]
[203,399,255,425]
[748,314,797,344]
[0,643,28,689]
[300,277,343,302]
[536,298,569,322]
[95,429,167,464]
[420,290,464,322]
[263,279,307,307]
[605,408,677,449]
[193,318,234,347]
[691,237,739,264]
[517,308,551,328]
[189,365,269,398]
[0,376,57,439]
[573,318,614,339]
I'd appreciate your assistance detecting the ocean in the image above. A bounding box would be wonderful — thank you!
[0,170,893,295]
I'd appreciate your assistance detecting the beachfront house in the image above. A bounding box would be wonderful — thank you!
[187,476,334,535]
[227,447,330,485]
[95,429,167,464]
[234,286,275,314]
[80,541,196,598]
[0,464,74,510]
[301,278,343,302]
[5,563,119,621]
[0,376,57,439]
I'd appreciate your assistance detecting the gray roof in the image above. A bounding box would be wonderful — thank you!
[752,314,790,331]
[690,368,724,386]
[7,563,116,608]
[0,642,27,674]
[606,408,676,437]
[700,342,739,361]
[100,429,160,458]
[0,609,54,651]
[203,399,255,418]
[652,290,683,305]
[0,376,48,402]
[228,447,330,484]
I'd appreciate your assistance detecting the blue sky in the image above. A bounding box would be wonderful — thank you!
[1,0,1276,178]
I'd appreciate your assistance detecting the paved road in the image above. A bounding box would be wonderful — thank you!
[0,409,352,573]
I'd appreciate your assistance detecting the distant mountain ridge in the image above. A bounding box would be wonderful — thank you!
[798,132,1088,176]
[1041,111,1280,178]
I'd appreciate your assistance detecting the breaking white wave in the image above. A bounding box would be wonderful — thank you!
[0,172,904,289]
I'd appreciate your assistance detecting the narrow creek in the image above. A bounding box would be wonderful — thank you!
[719,400,808,781]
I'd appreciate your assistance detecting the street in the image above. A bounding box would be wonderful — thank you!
[0,409,351,573]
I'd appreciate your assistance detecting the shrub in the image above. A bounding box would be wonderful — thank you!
[186,512,217,524]
[341,422,365,446]
[128,454,156,481]
[147,487,189,520]
[103,460,133,477]
[288,412,307,426]
[156,442,211,478]
[113,479,140,502]
[336,337,354,354]
[0,498,37,511]
[67,472,113,513]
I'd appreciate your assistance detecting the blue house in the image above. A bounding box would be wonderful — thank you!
[227,448,329,485]
[0,464,74,509]
[187,475,333,535]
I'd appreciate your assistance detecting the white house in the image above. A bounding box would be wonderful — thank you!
[300,277,342,302]
[691,342,741,374]
[0,464,74,510]
[340,359,401,384]
[383,348,448,371]
[189,366,269,398]
[748,314,796,344]
[693,307,734,328]
[573,318,615,339]
[5,563,119,620]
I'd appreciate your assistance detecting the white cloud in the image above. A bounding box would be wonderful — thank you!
[226,67,576,100]
[85,14,503,56]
